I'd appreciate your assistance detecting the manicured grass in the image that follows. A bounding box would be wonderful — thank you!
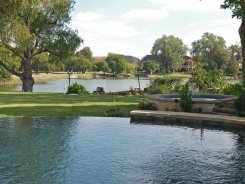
[149,73,192,79]
[0,92,141,117]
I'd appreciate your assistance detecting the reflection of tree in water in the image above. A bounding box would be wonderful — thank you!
[231,133,245,183]
[138,128,245,183]
[0,117,79,183]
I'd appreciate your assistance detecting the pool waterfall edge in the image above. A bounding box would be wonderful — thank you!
[130,110,245,130]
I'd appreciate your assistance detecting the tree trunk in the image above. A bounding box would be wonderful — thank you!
[20,51,34,92]
[239,20,245,84]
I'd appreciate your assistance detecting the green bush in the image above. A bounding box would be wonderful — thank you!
[179,84,192,112]
[222,83,245,116]
[222,83,244,96]
[234,87,245,116]
[190,64,226,93]
[66,82,88,94]
[104,106,122,117]
[138,100,156,110]
[148,76,183,94]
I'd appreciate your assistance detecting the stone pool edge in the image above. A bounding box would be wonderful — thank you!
[130,110,245,130]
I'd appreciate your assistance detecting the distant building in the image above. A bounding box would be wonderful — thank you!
[141,54,195,73]
[181,56,195,73]
[141,55,155,63]
[93,56,106,62]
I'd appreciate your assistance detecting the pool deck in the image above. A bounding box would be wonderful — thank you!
[130,110,245,130]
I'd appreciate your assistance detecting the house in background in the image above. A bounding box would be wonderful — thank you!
[141,55,195,74]
[181,56,195,73]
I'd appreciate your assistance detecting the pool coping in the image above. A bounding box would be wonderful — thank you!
[149,94,236,104]
[130,110,245,130]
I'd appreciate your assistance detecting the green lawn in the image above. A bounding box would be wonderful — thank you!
[149,73,192,79]
[0,92,141,117]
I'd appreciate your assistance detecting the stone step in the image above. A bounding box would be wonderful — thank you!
[215,102,234,109]
[213,107,235,114]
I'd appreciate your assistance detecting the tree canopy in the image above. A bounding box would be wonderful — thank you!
[151,35,188,74]
[191,32,229,71]
[94,61,110,74]
[221,0,245,83]
[77,47,93,60]
[223,44,241,76]
[105,53,127,74]
[0,0,82,91]
[221,0,245,19]
[143,60,159,74]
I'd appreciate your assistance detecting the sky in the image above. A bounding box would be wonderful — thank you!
[70,0,241,59]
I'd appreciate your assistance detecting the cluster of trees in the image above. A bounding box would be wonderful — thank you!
[32,50,137,76]
[0,0,82,91]
[0,0,245,92]
[142,0,245,84]
[143,32,241,77]
[150,35,188,74]
[0,0,137,91]
[31,46,94,74]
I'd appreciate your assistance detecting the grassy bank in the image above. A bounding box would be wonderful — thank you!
[0,92,140,117]
[4,72,137,85]
[8,72,96,84]
[148,73,192,79]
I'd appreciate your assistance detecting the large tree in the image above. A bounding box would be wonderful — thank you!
[0,46,20,81]
[221,0,245,83]
[32,52,51,74]
[223,44,241,76]
[0,0,82,91]
[94,61,110,74]
[77,46,93,60]
[143,60,160,74]
[151,35,188,74]
[66,55,92,74]
[191,32,229,71]
[105,53,127,74]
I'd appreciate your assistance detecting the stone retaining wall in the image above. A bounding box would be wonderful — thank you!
[130,110,245,130]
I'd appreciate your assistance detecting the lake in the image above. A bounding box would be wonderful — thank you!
[0,79,150,93]
[0,117,244,183]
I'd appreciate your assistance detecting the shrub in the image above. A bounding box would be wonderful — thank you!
[179,83,192,112]
[104,106,122,117]
[222,83,244,96]
[66,82,88,94]
[148,76,183,94]
[222,83,245,116]
[129,87,137,95]
[138,100,156,110]
[190,66,226,93]
[234,87,245,116]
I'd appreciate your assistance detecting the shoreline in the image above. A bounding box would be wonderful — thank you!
[0,72,138,85]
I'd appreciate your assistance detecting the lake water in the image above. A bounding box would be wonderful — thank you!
[0,79,150,93]
[0,117,245,183]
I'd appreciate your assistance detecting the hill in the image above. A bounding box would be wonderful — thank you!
[94,54,140,64]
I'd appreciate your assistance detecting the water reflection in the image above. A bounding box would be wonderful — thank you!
[232,134,245,183]
[0,79,150,93]
[0,117,79,184]
[0,117,245,183]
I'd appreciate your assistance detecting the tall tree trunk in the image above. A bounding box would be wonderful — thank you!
[239,20,245,84]
[20,50,34,92]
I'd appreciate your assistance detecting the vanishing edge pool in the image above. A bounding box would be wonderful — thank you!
[0,117,245,183]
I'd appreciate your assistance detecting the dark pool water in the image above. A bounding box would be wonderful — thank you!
[0,117,245,184]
